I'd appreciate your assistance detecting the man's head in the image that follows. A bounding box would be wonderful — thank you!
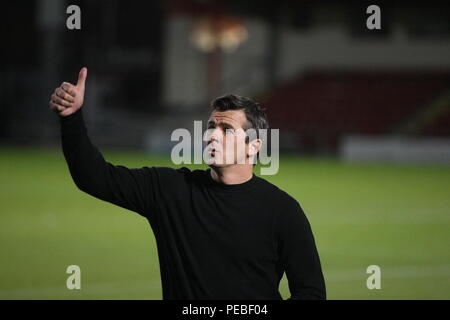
[204,94,269,168]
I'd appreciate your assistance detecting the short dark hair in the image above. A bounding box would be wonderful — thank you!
[210,94,269,142]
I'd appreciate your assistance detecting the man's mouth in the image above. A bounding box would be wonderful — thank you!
[206,144,218,157]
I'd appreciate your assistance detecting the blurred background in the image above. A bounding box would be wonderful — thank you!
[1,0,449,299]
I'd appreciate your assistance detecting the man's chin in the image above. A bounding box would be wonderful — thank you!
[207,162,223,168]
[207,160,231,168]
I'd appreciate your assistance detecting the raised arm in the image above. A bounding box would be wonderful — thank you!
[49,68,156,217]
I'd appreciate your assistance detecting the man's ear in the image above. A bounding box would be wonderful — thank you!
[248,139,262,157]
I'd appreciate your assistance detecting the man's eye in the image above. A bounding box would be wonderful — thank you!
[226,129,235,134]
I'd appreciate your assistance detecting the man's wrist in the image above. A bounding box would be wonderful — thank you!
[60,108,86,136]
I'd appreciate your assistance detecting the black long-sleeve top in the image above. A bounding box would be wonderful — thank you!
[59,109,326,300]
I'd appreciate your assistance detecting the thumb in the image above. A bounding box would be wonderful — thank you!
[76,67,88,89]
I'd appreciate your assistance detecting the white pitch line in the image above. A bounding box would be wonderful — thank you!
[325,264,450,282]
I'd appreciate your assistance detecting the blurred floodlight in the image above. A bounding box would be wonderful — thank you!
[189,15,248,53]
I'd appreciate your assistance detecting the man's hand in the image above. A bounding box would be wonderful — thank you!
[49,67,88,117]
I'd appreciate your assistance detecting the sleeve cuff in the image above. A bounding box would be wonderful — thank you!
[60,109,87,136]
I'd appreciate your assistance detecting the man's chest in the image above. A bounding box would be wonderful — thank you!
[165,189,277,261]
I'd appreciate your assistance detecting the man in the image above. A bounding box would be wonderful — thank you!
[49,67,326,300]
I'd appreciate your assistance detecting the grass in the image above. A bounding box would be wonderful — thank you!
[0,146,449,299]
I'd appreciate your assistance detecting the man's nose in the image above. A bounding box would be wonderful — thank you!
[208,127,222,143]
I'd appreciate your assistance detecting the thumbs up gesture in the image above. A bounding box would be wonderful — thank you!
[50,67,88,117]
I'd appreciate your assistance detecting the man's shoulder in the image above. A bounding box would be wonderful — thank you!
[255,177,309,228]
[254,175,302,210]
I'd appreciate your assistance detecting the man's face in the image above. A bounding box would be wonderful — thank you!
[204,110,250,167]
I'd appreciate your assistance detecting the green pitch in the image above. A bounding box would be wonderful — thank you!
[1,147,449,299]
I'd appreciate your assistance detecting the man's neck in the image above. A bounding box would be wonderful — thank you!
[210,165,253,185]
